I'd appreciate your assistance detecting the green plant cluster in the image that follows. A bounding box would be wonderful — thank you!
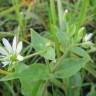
[0,0,96,96]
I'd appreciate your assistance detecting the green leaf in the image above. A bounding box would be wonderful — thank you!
[20,79,44,96]
[57,0,64,30]
[66,73,82,96]
[0,73,18,81]
[76,27,85,42]
[31,30,55,60]
[77,0,89,27]
[56,30,69,51]
[54,58,87,78]
[15,63,28,73]
[85,63,96,77]
[18,64,50,80]
[0,64,28,81]
[43,47,55,60]
[31,30,49,50]
[0,64,51,81]
[71,47,90,60]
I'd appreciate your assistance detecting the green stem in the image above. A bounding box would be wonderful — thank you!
[0,32,14,37]
[0,69,11,75]
[24,50,46,60]
[41,80,48,96]
[4,82,16,96]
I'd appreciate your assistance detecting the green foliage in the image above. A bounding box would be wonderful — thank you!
[20,79,44,96]
[31,30,55,60]
[54,58,88,78]
[0,0,96,96]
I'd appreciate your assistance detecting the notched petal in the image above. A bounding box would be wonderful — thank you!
[16,41,23,53]
[2,38,12,53]
[17,54,24,61]
[12,36,17,52]
[0,47,8,55]
[2,61,9,67]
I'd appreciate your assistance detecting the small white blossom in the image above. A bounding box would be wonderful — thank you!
[65,9,68,13]
[83,33,93,42]
[0,36,24,67]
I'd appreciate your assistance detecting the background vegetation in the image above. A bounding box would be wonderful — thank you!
[0,0,96,96]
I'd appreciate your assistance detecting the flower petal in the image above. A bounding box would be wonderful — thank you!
[2,56,9,61]
[83,33,93,42]
[2,61,9,67]
[2,38,12,53]
[12,36,17,52]
[17,54,24,61]
[16,41,22,53]
[0,47,8,55]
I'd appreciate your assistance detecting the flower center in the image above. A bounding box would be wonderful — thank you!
[10,53,17,62]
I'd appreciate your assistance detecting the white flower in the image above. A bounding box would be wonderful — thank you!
[64,9,68,13]
[83,33,93,42]
[0,36,24,67]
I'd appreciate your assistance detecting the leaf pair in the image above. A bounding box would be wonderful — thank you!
[31,29,55,60]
